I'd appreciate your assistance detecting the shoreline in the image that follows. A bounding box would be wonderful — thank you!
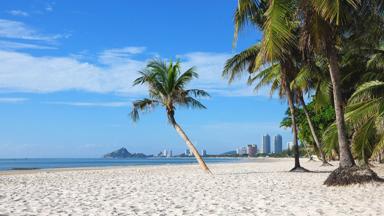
[2,157,382,177]
[0,157,287,176]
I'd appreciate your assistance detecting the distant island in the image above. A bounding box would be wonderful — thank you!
[103,147,151,159]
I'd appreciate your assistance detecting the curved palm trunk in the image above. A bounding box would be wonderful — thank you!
[327,50,355,168]
[299,95,331,166]
[281,69,302,171]
[168,114,212,174]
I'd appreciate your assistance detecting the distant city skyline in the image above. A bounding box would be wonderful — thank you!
[235,134,288,156]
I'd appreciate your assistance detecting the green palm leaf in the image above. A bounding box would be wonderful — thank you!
[311,0,360,25]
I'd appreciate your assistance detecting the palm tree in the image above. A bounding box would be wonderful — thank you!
[228,0,308,171]
[248,0,378,184]
[223,45,306,171]
[231,0,383,182]
[254,0,359,174]
[300,0,384,185]
[130,59,211,173]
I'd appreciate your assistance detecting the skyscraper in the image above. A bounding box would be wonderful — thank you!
[262,134,271,154]
[202,149,207,157]
[274,134,282,153]
[185,149,190,156]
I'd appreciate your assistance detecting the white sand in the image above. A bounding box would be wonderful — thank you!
[0,158,383,216]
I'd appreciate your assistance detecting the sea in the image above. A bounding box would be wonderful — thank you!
[0,157,242,171]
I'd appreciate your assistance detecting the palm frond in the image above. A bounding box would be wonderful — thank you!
[372,131,384,158]
[130,98,159,122]
[223,44,262,83]
[258,0,295,62]
[351,116,376,164]
[132,59,209,122]
[186,89,210,98]
[233,0,266,47]
[349,81,384,103]
[311,0,360,25]
[248,64,281,95]
[346,98,382,125]
[313,81,332,110]
[178,97,207,109]
[322,123,340,156]
[175,67,198,89]
[290,65,313,92]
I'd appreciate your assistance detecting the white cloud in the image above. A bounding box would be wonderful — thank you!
[0,97,28,103]
[98,46,146,65]
[45,101,131,107]
[0,50,145,94]
[0,19,64,41]
[0,40,55,50]
[7,10,29,17]
[178,52,260,96]
[0,48,267,97]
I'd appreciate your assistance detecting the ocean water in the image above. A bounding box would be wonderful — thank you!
[0,157,241,171]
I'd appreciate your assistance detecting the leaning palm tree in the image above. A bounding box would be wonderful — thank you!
[130,59,211,173]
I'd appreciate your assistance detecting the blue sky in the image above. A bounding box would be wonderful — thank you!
[0,0,292,158]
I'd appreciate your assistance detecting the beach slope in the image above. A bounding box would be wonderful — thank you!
[0,158,383,215]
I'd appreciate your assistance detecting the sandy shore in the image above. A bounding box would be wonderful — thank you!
[0,158,383,216]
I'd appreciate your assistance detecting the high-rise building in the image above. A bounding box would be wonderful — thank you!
[287,142,293,151]
[163,149,168,157]
[274,134,283,153]
[262,134,271,154]
[168,150,173,157]
[202,149,207,157]
[247,144,257,157]
[185,149,190,156]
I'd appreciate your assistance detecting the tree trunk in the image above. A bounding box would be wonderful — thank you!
[281,69,302,171]
[168,114,212,174]
[321,48,380,186]
[299,95,331,166]
[327,49,355,168]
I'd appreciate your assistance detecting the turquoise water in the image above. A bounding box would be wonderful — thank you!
[0,157,241,171]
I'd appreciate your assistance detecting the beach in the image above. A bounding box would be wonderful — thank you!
[0,158,383,216]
